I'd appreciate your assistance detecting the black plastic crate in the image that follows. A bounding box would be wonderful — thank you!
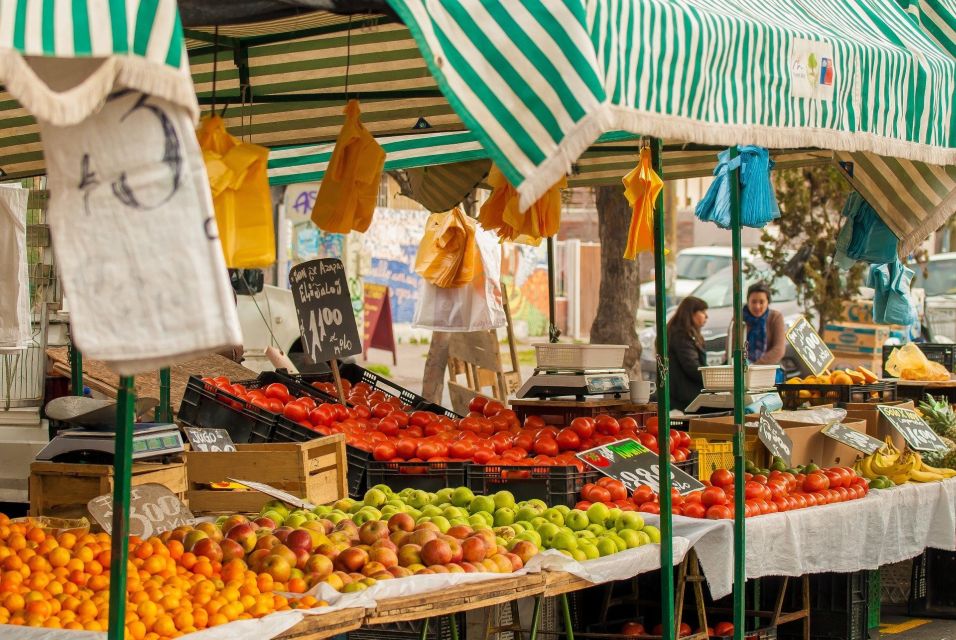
[676,449,699,480]
[178,375,278,444]
[348,614,463,640]
[367,461,468,493]
[777,380,897,410]
[909,549,956,619]
[769,571,869,640]
[247,415,322,444]
[347,445,373,499]
[883,343,956,376]
[466,464,600,507]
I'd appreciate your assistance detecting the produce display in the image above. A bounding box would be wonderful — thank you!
[918,395,956,470]
[617,620,736,638]
[576,464,869,519]
[785,366,878,386]
[854,437,956,487]
[0,516,323,638]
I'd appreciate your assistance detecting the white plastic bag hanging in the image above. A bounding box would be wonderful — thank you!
[0,185,30,352]
[39,91,242,374]
[412,226,505,331]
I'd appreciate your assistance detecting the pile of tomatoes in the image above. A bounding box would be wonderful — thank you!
[199,378,693,470]
[576,466,868,519]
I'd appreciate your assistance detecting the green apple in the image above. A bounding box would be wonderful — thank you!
[348,502,364,514]
[527,499,548,512]
[406,508,422,520]
[430,516,451,533]
[406,490,430,509]
[574,529,596,539]
[607,533,627,553]
[570,548,588,562]
[421,504,443,518]
[642,525,661,543]
[451,487,475,508]
[494,526,516,541]
[332,498,355,512]
[515,530,542,547]
[380,506,400,519]
[449,518,469,527]
[434,488,455,505]
[608,508,623,529]
[442,506,466,520]
[262,500,290,518]
[469,512,494,527]
[285,513,308,528]
[618,529,642,549]
[386,498,405,509]
[493,490,516,511]
[496,536,508,548]
[311,505,331,517]
[554,505,571,517]
[586,524,606,536]
[586,503,611,527]
[469,496,496,515]
[325,512,345,524]
[579,542,600,560]
[596,537,618,557]
[493,508,516,527]
[530,517,548,529]
[370,483,394,497]
[565,510,589,531]
[261,510,286,526]
[363,488,389,507]
[542,508,565,527]
[516,506,541,523]
[634,531,651,546]
[618,512,645,531]
[550,530,578,551]
[536,523,561,547]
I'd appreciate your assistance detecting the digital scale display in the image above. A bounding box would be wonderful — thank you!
[133,435,181,453]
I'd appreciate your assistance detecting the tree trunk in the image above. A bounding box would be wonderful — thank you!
[590,186,642,377]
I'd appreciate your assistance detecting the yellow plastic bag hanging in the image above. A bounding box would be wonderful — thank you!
[622,147,664,260]
[886,343,951,381]
[479,165,565,245]
[197,115,275,268]
[415,207,478,288]
[311,100,385,234]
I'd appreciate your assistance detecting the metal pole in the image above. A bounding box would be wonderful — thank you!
[728,146,746,640]
[158,368,171,422]
[107,376,135,640]
[69,343,83,396]
[547,236,560,343]
[651,137,675,640]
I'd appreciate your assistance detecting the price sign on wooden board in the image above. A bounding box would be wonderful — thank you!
[577,439,705,495]
[821,423,883,455]
[183,427,236,452]
[229,478,315,510]
[87,484,195,538]
[786,316,835,376]
[289,258,361,364]
[756,407,793,464]
[878,405,949,452]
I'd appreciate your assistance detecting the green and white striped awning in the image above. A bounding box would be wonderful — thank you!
[389,0,956,209]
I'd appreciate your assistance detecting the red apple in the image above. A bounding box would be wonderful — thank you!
[359,521,390,546]
[461,536,487,563]
[368,547,398,569]
[261,554,292,582]
[254,517,277,530]
[336,547,369,573]
[287,529,314,553]
[387,513,415,533]
[226,523,258,553]
[192,538,223,563]
[421,539,453,566]
[304,554,333,580]
[397,544,423,567]
[221,538,246,563]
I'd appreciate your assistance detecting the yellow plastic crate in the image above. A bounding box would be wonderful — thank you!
[691,438,734,481]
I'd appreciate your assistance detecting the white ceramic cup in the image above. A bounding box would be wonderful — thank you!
[630,379,651,404]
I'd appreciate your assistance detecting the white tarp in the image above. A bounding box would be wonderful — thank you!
[0,184,29,352]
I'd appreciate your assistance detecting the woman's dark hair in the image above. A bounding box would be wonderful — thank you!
[667,296,708,348]
[747,282,772,303]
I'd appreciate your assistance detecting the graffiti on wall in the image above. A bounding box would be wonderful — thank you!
[502,243,550,335]
[361,209,429,324]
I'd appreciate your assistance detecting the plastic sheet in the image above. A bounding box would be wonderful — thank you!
[886,343,952,381]
[478,165,565,244]
[694,146,779,230]
[414,208,478,288]
[868,260,917,326]
[622,148,663,259]
[836,192,900,265]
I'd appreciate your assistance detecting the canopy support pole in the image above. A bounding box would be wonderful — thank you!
[547,237,559,343]
[107,376,135,640]
[158,368,171,422]
[69,344,82,396]
[729,146,747,640]
[651,136,675,640]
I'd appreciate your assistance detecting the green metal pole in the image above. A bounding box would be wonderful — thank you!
[69,343,83,396]
[547,236,559,343]
[158,368,171,422]
[728,146,746,640]
[651,137,675,640]
[107,376,135,640]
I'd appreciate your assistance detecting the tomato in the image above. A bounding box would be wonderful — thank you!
[743,481,764,500]
[263,383,290,403]
[376,418,399,437]
[394,438,417,459]
[638,502,661,514]
[714,622,734,637]
[824,469,844,489]
[638,432,659,452]
[710,468,734,488]
[619,417,639,431]
[595,415,621,436]
[631,485,656,505]
[706,505,732,519]
[835,486,850,502]
[678,431,692,448]
[416,442,441,460]
[473,447,495,464]
[533,437,560,457]
[267,399,283,413]
[620,621,646,636]
[566,418,594,442]
[682,502,706,518]
[607,482,628,502]
[803,472,830,492]
[469,396,489,413]
[483,400,505,418]
[701,486,728,508]
[585,485,612,503]
[523,415,546,430]
[278,402,305,424]
[502,447,528,460]
[555,428,582,452]
[673,449,688,462]
[679,623,692,637]
[514,432,535,451]
[373,442,397,461]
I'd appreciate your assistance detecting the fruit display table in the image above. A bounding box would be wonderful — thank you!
[278,608,365,640]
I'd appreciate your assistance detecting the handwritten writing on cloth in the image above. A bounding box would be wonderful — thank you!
[39,91,241,375]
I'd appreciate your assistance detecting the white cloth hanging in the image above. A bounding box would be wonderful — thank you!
[0,185,30,353]
[39,90,242,375]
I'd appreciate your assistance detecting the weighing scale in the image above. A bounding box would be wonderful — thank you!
[686,388,782,414]
[516,368,631,400]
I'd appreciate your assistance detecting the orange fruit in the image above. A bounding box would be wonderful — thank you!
[48,547,70,569]
[26,527,46,544]
[153,614,176,636]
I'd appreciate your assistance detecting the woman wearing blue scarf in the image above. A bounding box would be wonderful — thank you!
[738,282,785,365]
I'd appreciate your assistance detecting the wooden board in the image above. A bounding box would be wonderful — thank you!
[365,573,546,624]
[449,331,504,373]
[277,608,365,640]
[543,571,599,597]
[46,347,256,414]
[186,435,347,514]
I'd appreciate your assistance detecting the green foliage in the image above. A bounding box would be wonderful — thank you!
[366,364,392,377]
[748,166,867,333]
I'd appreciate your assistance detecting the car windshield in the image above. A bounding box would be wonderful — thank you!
[676,254,732,280]
[912,259,956,297]
[691,266,798,309]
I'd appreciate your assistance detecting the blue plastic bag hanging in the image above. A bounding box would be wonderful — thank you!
[868,260,916,326]
[694,146,779,229]
[836,192,899,265]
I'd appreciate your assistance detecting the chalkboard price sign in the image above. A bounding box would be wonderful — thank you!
[878,405,949,453]
[821,422,883,455]
[577,439,705,496]
[289,258,362,364]
[87,483,195,539]
[184,427,236,452]
[756,408,793,464]
[786,316,835,376]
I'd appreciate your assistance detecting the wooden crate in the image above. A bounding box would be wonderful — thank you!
[30,459,187,518]
[185,433,347,514]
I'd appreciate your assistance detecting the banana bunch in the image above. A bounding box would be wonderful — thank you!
[855,437,956,487]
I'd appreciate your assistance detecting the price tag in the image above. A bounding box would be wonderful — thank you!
[786,316,835,376]
[821,422,883,455]
[183,427,236,452]
[87,483,196,538]
[576,439,705,496]
[878,405,949,453]
[229,478,315,510]
[756,407,793,465]
[289,258,362,364]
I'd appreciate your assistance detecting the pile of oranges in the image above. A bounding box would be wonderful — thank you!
[0,514,325,639]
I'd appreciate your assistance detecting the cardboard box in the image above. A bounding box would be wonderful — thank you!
[841,300,874,324]
[689,414,827,466]
[830,350,884,374]
[842,400,915,451]
[819,418,869,467]
[824,322,891,355]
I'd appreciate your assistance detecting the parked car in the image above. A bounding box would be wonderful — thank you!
[637,247,755,327]
[638,262,810,381]
[914,252,956,342]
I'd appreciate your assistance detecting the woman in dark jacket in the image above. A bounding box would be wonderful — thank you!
[667,296,709,412]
